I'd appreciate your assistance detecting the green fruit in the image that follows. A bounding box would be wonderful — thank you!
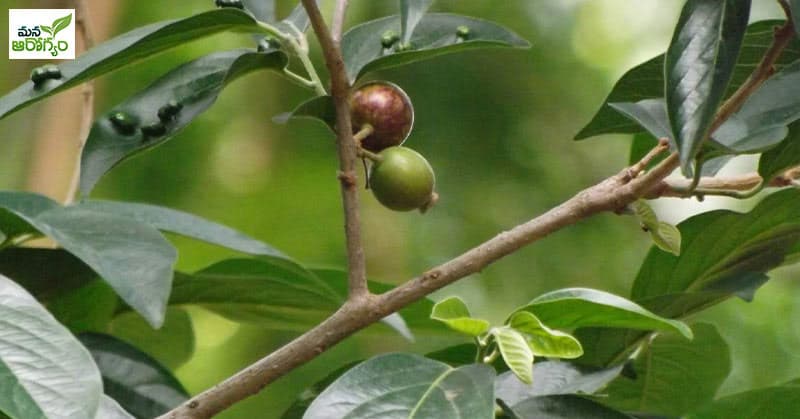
[369,147,435,211]
[350,81,414,152]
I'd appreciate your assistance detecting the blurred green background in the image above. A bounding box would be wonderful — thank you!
[1,0,799,417]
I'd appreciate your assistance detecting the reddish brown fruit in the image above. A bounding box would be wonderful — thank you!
[349,81,414,152]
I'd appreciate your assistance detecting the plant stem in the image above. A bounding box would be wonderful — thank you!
[332,0,349,42]
[63,0,95,205]
[290,37,327,96]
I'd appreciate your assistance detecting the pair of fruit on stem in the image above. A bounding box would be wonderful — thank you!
[349,81,437,212]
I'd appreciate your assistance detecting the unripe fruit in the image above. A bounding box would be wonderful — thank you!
[349,81,414,152]
[369,147,435,211]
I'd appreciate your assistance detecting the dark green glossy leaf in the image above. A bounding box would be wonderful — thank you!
[110,308,195,370]
[686,379,800,419]
[628,134,668,168]
[273,95,336,131]
[401,0,435,44]
[342,13,529,83]
[610,99,673,143]
[515,288,692,339]
[303,353,496,419]
[493,326,534,384]
[95,396,135,419]
[0,274,102,419]
[794,0,800,38]
[601,323,730,416]
[49,280,119,334]
[759,120,800,181]
[77,200,287,258]
[632,189,800,300]
[576,20,799,140]
[495,362,623,406]
[430,296,490,337]
[0,248,96,300]
[665,0,750,174]
[280,361,359,419]
[80,49,287,194]
[0,192,176,328]
[79,333,188,419]
[498,395,635,419]
[0,9,274,121]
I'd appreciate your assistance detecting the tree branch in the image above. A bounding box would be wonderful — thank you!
[302,0,368,298]
[158,8,798,419]
[64,0,95,205]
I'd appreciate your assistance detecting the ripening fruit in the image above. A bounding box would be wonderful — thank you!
[349,81,414,152]
[369,147,435,211]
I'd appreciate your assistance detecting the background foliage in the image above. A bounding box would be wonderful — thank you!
[1,1,798,417]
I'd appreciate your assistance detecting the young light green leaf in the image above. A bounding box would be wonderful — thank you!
[0,9,276,121]
[631,199,659,232]
[665,0,751,175]
[0,192,176,328]
[650,221,682,256]
[0,274,102,419]
[80,49,287,195]
[79,333,188,418]
[430,296,490,337]
[686,379,800,419]
[508,312,582,359]
[498,396,635,419]
[576,20,798,140]
[77,200,288,258]
[495,362,623,406]
[515,288,692,339]
[602,323,730,417]
[401,0,435,44]
[40,25,53,36]
[633,188,800,301]
[303,353,496,419]
[492,326,534,384]
[51,13,72,38]
[273,95,336,131]
[759,120,800,181]
[342,13,529,83]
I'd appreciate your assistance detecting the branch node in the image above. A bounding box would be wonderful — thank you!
[337,170,358,187]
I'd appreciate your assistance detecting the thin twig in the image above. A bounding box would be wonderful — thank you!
[63,0,95,205]
[331,0,349,43]
[300,0,368,299]
[157,7,798,419]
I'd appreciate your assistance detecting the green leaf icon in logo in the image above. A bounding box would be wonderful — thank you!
[40,25,53,37]
[51,13,72,38]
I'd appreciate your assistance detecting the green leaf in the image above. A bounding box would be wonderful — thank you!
[576,20,798,140]
[95,396,135,419]
[498,396,635,419]
[632,188,800,301]
[77,200,287,258]
[78,333,188,418]
[303,353,496,419]
[495,362,623,405]
[794,0,800,38]
[273,95,336,131]
[0,248,96,300]
[601,323,730,416]
[80,49,287,194]
[51,13,72,38]
[49,280,119,333]
[0,9,274,121]
[242,0,276,23]
[0,192,176,328]
[401,0,435,44]
[610,99,674,144]
[430,296,490,337]
[508,312,583,359]
[493,326,534,384]
[342,13,529,83]
[686,379,800,419]
[665,0,751,174]
[628,134,668,169]
[650,222,682,256]
[759,120,800,181]
[110,308,195,370]
[0,274,102,419]
[40,25,52,36]
[280,361,359,419]
[515,288,692,339]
